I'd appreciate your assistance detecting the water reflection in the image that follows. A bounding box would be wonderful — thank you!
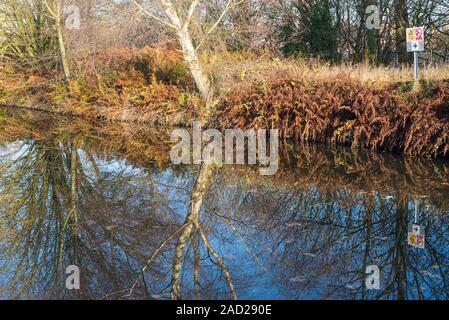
[1,109,449,300]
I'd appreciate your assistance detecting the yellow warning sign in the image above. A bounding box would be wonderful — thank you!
[407,28,416,41]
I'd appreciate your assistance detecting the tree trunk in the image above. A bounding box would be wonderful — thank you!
[171,164,213,299]
[395,0,409,64]
[159,0,213,102]
[365,0,379,65]
[177,29,213,102]
[56,1,71,81]
[394,196,408,299]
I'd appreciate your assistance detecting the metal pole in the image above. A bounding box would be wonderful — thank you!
[414,51,419,81]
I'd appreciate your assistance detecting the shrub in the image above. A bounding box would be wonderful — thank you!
[215,77,449,158]
[0,1,59,73]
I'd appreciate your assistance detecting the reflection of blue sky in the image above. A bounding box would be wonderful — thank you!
[0,141,33,298]
[1,137,449,300]
[0,141,27,158]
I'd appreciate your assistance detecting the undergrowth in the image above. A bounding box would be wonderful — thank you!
[0,46,203,126]
[1,48,449,158]
[215,76,449,158]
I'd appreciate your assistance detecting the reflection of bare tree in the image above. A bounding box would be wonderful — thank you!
[0,139,82,297]
[203,146,449,300]
[1,110,449,300]
[129,164,237,300]
[0,134,176,299]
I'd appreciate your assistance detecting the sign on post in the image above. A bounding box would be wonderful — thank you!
[407,27,425,81]
[407,27,425,52]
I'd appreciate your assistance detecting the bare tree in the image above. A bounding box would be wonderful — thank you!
[130,0,246,102]
[45,0,71,81]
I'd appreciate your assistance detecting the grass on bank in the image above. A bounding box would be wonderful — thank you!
[2,47,449,111]
[208,51,449,96]
[1,47,449,158]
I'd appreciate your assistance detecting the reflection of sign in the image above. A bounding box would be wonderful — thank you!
[408,224,425,249]
[407,27,425,52]
[412,224,424,234]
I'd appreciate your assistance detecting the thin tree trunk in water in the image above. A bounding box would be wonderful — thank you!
[70,145,78,230]
[192,237,201,299]
[394,196,408,300]
[70,143,79,264]
[171,164,213,299]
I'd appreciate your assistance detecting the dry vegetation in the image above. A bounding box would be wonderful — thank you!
[0,107,173,167]
[2,108,449,210]
[223,144,449,211]
[2,47,449,158]
[2,0,449,159]
[1,46,203,126]
[215,71,449,158]
[209,51,449,95]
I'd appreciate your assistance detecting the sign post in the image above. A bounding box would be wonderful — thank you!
[414,52,419,81]
[406,27,425,81]
[408,199,425,249]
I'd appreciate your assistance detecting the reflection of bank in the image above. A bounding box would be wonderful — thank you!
[408,199,425,249]
[2,110,449,300]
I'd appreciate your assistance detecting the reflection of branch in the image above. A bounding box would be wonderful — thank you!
[209,205,267,273]
[172,164,212,299]
[70,143,79,240]
[171,164,238,300]
[128,223,189,298]
[192,236,201,299]
[195,223,237,300]
[171,223,195,299]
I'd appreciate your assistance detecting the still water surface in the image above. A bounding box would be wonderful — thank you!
[1,108,449,300]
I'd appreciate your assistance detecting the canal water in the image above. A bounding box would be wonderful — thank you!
[1,108,449,300]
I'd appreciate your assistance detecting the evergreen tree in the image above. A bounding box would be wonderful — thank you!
[280,0,337,61]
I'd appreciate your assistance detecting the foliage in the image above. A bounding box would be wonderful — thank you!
[0,0,59,73]
[279,0,337,60]
[215,77,449,158]
[0,47,202,125]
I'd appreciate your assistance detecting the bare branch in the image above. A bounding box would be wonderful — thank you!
[130,0,178,30]
[196,0,247,51]
[183,0,201,31]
